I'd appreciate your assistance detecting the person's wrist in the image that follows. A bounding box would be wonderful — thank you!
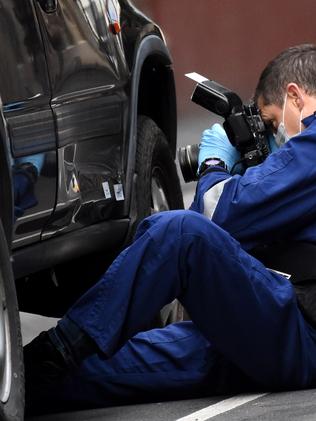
[198,157,228,178]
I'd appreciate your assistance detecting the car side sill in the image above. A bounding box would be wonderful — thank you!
[13,218,130,279]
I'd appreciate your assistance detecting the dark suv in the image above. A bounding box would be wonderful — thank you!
[0,0,183,418]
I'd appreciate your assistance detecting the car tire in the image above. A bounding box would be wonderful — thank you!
[135,116,184,327]
[136,115,184,218]
[0,221,24,421]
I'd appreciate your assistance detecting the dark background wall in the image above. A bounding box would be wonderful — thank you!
[133,0,316,114]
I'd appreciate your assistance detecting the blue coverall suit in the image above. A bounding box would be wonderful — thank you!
[53,114,316,409]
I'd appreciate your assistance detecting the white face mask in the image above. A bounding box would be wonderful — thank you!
[274,121,289,146]
[274,94,303,146]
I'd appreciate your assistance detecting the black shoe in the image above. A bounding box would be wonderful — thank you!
[24,330,73,415]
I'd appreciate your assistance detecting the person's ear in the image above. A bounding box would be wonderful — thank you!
[286,83,305,110]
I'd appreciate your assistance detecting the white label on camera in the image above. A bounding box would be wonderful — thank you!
[114,184,124,201]
[102,181,112,199]
[185,72,208,84]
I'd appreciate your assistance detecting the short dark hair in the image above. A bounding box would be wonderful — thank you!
[254,44,316,106]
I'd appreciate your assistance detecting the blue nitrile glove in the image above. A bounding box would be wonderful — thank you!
[16,153,45,175]
[198,124,280,175]
[198,123,240,173]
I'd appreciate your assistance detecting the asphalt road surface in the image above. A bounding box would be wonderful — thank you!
[23,116,316,420]
[24,390,316,421]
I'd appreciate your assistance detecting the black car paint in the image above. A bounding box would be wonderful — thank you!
[0,0,177,278]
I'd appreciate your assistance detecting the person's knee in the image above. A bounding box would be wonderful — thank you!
[145,210,206,231]
[177,212,238,257]
[135,210,185,239]
[180,210,215,233]
[136,210,222,244]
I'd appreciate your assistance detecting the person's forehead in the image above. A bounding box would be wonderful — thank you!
[257,96,282,120]
[260,104,276,120]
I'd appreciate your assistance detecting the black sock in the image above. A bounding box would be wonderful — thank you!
[48,317,98,367]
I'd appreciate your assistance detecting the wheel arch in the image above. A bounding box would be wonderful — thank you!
[124,35,177,210]
[137,54,177,156]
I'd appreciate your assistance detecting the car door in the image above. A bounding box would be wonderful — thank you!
[0,0,57,249]
[33,0,130,239]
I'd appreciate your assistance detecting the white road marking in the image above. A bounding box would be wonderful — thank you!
[175,393,268,421]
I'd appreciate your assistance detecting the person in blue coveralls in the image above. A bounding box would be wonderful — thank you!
[24,43,316,415]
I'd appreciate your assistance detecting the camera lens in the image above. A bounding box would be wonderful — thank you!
[178,144,199,183]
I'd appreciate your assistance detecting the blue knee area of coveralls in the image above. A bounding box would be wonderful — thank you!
[134,209,228,247]
[50,321,251,410]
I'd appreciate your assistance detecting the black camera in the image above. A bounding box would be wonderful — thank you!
[178,74,270,183]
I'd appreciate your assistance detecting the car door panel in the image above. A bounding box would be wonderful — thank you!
[54,93,123,148]
[33,0,130,238]
[7,107,55,157]
[0,0,57,248]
